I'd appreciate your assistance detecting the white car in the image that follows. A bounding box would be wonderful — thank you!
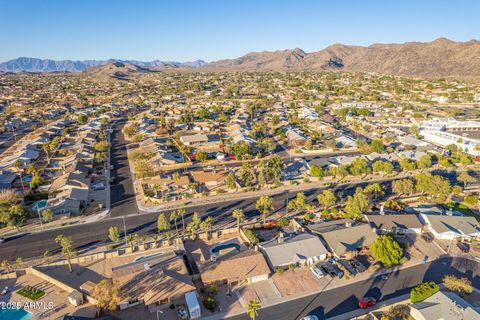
[310,265,325,279]
[0,237,5,244]
[93,183,105,191]
[302,316,319,320]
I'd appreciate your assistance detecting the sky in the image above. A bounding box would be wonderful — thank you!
[1,0,479,62]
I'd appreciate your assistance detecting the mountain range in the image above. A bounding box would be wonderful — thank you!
[0,57,207,72]
[2,38,480,78]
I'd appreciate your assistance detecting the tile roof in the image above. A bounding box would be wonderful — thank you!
[200,250,270,283]
[365,214,423,230]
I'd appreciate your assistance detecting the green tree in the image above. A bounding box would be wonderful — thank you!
[370,139,385,153]
[399,158,417,172]
[157,213,170,233]
[370,235,404,266]
[177,208,186,234]
[417,155,432,169]
[317,189,337,209]
[256,195,274,225]
[29,174,43,190]
[364,183,385,200]
[265,155,285,185]
[288,192,307,212]
[241,162,256,188]
[41,209,54,223]
[310,165,324,178]
[55,234,77,273]
[232,209,245,234]
[125,234,136,252]
[94,140,111,152]
[246,298,261,320]
[195,151,208,162]
[13,160,25,194]
[344,187,369,220]
[349,157,371,176]
[392,179,414,197]
[226,172,237,190]
[170,210,179,235]
[108,226,120,243]
[458,171,476,189]
[200,216,214,239]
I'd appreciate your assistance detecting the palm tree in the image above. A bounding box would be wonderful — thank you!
[13,160,25,194]
[256,195,274,225]
[139,234,147,250]
[152,234,159,248]
[232,209,245,234]
[177,208,186,235]
[55,235,77,273]
[200,216,214,239]
[1,259,11,273]
[170,211,179,235]
[246,298,261,320]
[125,234,136,252]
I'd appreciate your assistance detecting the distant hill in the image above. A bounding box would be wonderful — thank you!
[205,38,480,78]
[80,62,160,81]
[0,57,207,72]
[3,38,480,78]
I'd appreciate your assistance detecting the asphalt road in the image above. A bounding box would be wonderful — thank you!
[0,179,372,260]
[109,117,139,217]
[227,256,480,320]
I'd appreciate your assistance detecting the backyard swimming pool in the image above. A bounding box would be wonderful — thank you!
[211,242,240,255]
[32,200,47,211]
[0,308,32,320]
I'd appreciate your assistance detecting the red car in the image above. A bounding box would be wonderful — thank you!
[358,297,377,309]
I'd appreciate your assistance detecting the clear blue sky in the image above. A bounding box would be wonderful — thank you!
[1,0,479,62]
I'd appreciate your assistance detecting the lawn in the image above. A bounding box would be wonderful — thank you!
[445,202,479,221]
[16,286,45,301]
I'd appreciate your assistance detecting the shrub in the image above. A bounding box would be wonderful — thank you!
[288,263,295,271]
[370,235,404,266]
[243,229,259,245]
[464,195,478,206]
[203,296,216,311]
[276,266,285,274]
[443,275,473,294]
[277,217,290,227]
[410,281,439,303]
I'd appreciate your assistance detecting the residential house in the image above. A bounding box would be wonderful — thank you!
[364,214,423,235]
[259,233,328,269]
[190,169,227,192]
[308,220,377,258]
[200,250,270,285]
[0,171,17,189]
[410,291,480,320]
[113,252,197,310]
[180,134,220,148]
[420,214,480,240]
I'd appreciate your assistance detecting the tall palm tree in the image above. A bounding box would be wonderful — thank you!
[177,208,186,234]
[152,234,159,248]
[13,160,25,194]
[170,211,179,235]
[125,234,136,252]
[232,209,245,234]
[55,235,77,273]
[246,299,261,320]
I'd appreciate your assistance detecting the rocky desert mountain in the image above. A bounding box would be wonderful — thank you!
[206,38,480,78]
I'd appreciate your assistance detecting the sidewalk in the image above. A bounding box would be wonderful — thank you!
[202,256,429,320]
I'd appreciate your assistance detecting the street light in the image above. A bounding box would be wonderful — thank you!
[122,216,127,244]
[447,220,464,254]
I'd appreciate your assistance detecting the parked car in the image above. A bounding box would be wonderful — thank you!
[339,259,357,276]
[457,241,470,253]
[310,265,326,279]
[358,297,377,309]
[0,237,5,244]
[321,263,344,278]
[301,316,318,320]
[93,183,105,191]
[350,258,367,273]
[421,232,434,243]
